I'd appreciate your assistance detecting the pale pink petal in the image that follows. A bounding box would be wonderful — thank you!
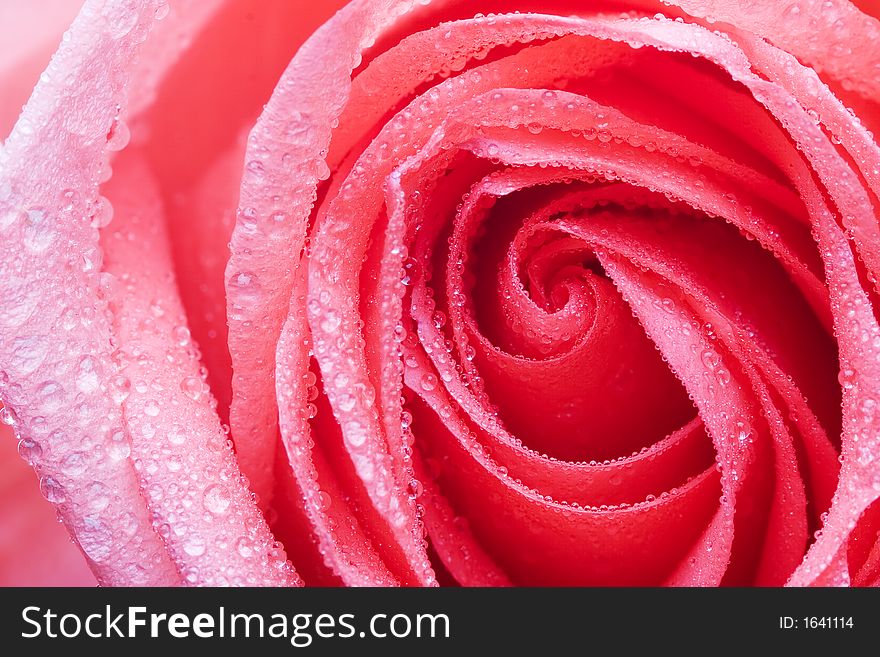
[0,0,178,586]
[101,150,300,586]
[665,0,880,98]
[224,0,404,506]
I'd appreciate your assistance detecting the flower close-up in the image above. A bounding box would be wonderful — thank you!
[1,0,880,587]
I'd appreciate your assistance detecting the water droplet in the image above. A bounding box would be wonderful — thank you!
[40,476,66,503]
[203,484,231,514]
[23,208,55,253]
[106,119,130,152]
[838,368,855,390]
[61,451,88,476]
[236,537,254,558]
[857,445,875,467]
[97,159,113,184]
[338,393,356,412]
[168,426,186,446]
[76,520,113,563]
[228,271,262,303]
[183,535,206,557]
[75,356,100,393]
[321,311,342,333]
[420,373,438,392]
[17,438,42,464]
[0,405,17,425]
[316,160,331,181]
[700,349,721,371]
[106,4,139,39]
[180,375,203,400]
[144,400,160,417]
[401,257,420,285]
[110,375,131,404]
[344,420,367,447]
[84,481,110,513]
[173,325,191,347]
[107,430,131,460]
[237,207,259,232]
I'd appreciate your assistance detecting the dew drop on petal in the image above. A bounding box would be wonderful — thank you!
[183,535,206,557]
[0,406,17,426]
[236,537,254,558]
[84,481,110,513]
[180,375,203,400]
[107,430,131,460]
[110,375,131,403]
[168,426,186,446]
[228,271,262,303]
[203,484,231,515]
[17,438,42,465]
[40,476,66,504]
[344,421,367,447]
[75,356,100,393]
[106,119,130,152]
[23,208,55,253]
[106,3,139,39]
[60,451,87,476]
[173,325,191,347]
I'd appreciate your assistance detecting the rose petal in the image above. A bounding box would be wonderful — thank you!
[665,0,880,99]
[0,0,178,586]
[101,149,300,586]
[225,0,411,507]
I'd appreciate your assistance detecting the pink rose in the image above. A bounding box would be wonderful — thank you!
[2,0,880,587]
